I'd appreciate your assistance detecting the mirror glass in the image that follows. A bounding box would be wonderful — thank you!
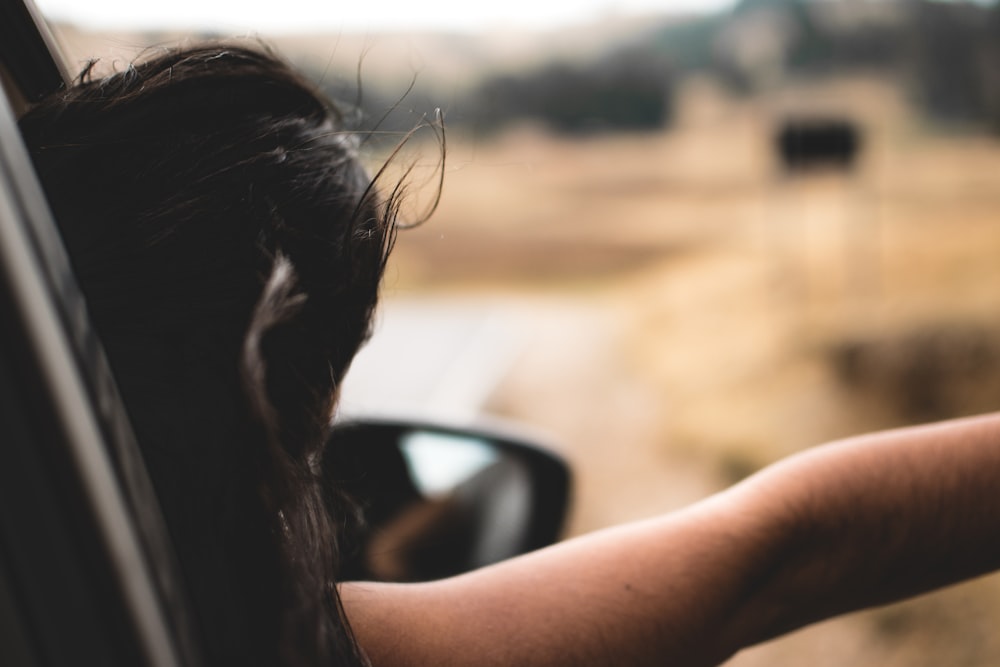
[325,420,568,582]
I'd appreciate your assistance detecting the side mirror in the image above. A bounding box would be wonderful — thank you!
[323,417,571,582]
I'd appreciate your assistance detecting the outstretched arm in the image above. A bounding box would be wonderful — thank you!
[341,412,1000,666]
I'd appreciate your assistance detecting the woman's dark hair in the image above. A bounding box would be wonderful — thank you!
[19,45,400,666]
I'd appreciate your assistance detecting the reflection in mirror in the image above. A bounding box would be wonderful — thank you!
[400,432,501,496]
[324,419,569,583]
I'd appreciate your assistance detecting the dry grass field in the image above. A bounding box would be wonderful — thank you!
[386,76,1000,665]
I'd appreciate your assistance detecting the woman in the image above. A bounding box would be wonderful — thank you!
[21,43,1000,667]
[19,44,387,666]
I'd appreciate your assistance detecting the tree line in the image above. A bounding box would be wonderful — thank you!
[301,0,1000,137]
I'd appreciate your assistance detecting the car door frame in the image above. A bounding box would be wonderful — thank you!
[0,1,202,665]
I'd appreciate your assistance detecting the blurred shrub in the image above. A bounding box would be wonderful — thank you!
[908,1,1000,126]
[471,48,673,135]
[830,323,1000,423]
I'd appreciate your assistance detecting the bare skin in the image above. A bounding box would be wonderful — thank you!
[341,412,1000,666]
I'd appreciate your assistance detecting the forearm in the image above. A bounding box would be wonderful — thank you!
[342,413,1000,667]
[731,412,1000,644]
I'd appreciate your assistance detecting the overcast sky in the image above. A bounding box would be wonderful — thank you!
[35,0,737,33]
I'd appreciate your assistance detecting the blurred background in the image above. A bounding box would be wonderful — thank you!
[38,0,1000,664]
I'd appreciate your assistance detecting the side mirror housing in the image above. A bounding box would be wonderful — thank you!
[324,416,571,582]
